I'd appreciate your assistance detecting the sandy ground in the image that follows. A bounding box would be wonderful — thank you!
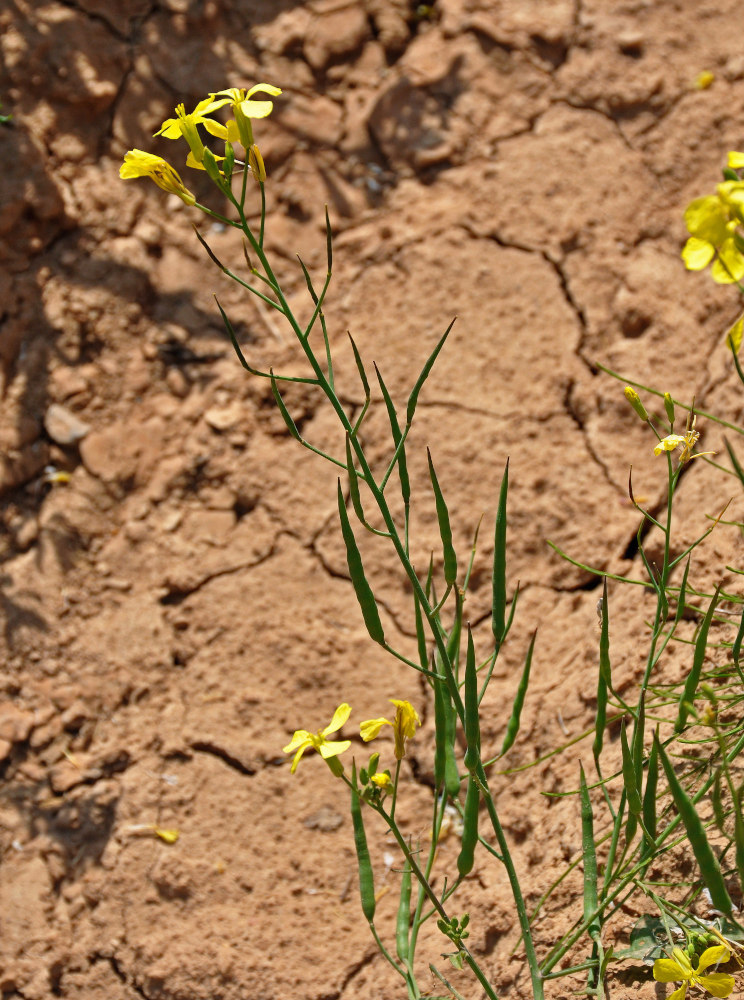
[2,1,744,997]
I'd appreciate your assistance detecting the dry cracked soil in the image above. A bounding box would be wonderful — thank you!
[2,1,744,998]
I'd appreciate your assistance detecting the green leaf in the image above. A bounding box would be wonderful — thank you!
[406,318,455,425]
[655,733,733,915]
[492,459,509,647]
[676,586,720,732]
[270,371,302,441]
[375,364,410,505]
[336,481,385,644]
[499,631,535,757]
[427,448,457,586]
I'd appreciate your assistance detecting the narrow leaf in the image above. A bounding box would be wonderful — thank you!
[427,448,457,586]
[375,364,410,505]
[336,481,385,644]
[492,458,509,647]
[499,631,536,757]
[655,733,733,915]
[676,586,720,732]
[270,371,302,441]
[406,317,455,425]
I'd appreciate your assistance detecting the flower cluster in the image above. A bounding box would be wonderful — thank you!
[682,152,744,284]
[119,82,281,202]
[283,699,420,776]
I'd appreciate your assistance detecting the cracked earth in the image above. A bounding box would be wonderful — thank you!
[2,1,744,998]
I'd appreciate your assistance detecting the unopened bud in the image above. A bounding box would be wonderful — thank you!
[249,144,266,183]
[624,386,648,421]
[663,392,675,426]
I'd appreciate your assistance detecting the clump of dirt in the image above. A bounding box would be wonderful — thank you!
[2,2,744,997]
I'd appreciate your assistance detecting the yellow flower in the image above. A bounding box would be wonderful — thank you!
[682,189,744,283]
[155,97,229,158]
[653,413,713,463]
[369,771,391,788]
[282,703,352,774]
[360,699,420,760]
[119,149,196,205]
[653,945,734,1000]
[207,83,282,148]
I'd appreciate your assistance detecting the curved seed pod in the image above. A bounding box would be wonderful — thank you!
[350,763,376,922]
[457,774,479,876]
[337,481,384,645]
[396,859,411,963]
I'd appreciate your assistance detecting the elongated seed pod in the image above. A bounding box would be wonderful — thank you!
[396,860,411,962]
[620,720,642,817]
[433,679,460,799]
[462,626,480,772]
[499,631,536,758]
[579,763,600,943]
[350,764,376,922]
[457,774,479,876]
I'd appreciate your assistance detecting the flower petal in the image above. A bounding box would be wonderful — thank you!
[684,196,730,243]
[667,986,688,1000]
[696,946,731,973]
[238,99,275,119]
[728,151,744,169]
[318,739,351,759]
[711,240,744,283]
[681,236,715,271]
[246,82,283,98]
[653,958,687,983]
[654,434,685,455]
[360,717,391,742]
[323,703,352,736]
[698,973,735,999]
[282,729,312,754]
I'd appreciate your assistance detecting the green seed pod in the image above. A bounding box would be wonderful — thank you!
[457,774,479,876]
[462,627,480,772]
[396,860,411,962]
[433,679,460,798]
[350,763,376,922]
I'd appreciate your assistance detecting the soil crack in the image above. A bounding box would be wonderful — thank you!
[188,741,256,776]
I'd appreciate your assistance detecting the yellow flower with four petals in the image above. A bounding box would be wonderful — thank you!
[653,945,734,1000]
[283,703,352,775]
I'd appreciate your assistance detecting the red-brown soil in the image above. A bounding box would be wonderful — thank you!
[2,2,744,998]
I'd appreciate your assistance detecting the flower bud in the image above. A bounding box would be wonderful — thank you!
[624,386,648,421]
[249,144,266,183]
[663,392,675,426]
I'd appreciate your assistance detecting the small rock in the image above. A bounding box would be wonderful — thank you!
[0,705,35,745]
[204,402,244,432]
[304,4,371,71]
[617,30,644,56]
[44,403,91,446]
[724,55,744,81]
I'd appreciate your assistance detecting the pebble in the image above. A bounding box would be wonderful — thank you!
[44,403,91,446]
[204,402,244,432]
